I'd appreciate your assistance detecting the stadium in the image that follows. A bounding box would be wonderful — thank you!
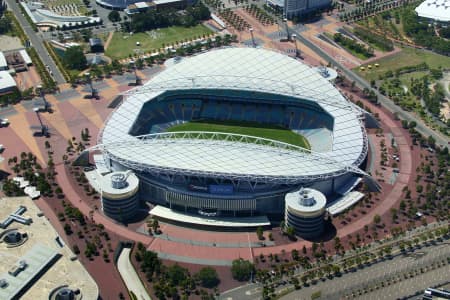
[90,47,376,224]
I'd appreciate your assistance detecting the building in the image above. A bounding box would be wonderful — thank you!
[415,0,450,24]
[285,187,326,238]
[97,0,143,10]
[88,47,374,226]
[101,171,140,222]
[153,0,187,10]
[267,0,331,19]
[0,52,7,71]
[0,71,17,94]
[19,50,32,66]
[21,2,101,29]
[89,38,104,53]
[125,0,187,14]
[125,2,156,14]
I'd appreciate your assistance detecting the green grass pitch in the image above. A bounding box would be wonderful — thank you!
[167,120,311,150]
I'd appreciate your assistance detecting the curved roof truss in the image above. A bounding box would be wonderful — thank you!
[90,131,369,185]
[123,75,364,115]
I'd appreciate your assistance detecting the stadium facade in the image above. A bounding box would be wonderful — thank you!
[92,48,371,221]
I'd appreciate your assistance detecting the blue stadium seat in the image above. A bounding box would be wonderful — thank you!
[231,103,243,120]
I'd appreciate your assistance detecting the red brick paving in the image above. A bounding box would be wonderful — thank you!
[159,223,261,244]
[148,238,253,262]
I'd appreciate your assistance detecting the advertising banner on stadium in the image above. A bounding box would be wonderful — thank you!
[208,184,234,195]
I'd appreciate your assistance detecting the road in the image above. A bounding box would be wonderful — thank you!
[5,0,66,84]
[219,283,261,300]
[290,27,449,148]
[117,247,152,300]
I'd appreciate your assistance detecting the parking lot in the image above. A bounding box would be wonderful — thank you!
[281,242,450,300]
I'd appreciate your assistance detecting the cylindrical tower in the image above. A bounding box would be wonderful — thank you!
[101,171,140,222]
[285,187,326,239]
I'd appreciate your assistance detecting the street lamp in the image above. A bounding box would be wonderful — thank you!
[283,18,290,41]
[84,72,97,99]
[35,84,51,112]
[249,28,256,48]
[128,60,141,86]
[291,33,301,58]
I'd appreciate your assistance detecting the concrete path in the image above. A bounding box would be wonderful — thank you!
[117,248,152,300]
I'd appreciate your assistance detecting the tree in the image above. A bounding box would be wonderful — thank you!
[63,46,87,70]
[196,267,220,288]
[152,218,159,233]
[108,10,121,22]
[373,214,381,225]
[167,264,188,285]
[256,226,264,240]
[286,226,296,239]
[64,223,73,235]
[72,244,80,254]
[291,249,299,261]
[231,259,254,281]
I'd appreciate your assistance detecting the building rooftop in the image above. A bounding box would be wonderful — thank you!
[101,171,139,196]
[89,38,103,46]
[135,1,150,8]
[0,52,7,68]
[154,0,183,4]
[0,71,16,90]
[415,0,450,22]
[0,197,98,300]
[0,244,59,300]
[285,187,326,213]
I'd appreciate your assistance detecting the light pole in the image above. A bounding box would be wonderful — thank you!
[33,107,49,137]
[283,18,290,41]
[85,72,97,99]
[249,28,256,48]
[291,33,301,58]
[36,84,50,112]
[129,60,141,86]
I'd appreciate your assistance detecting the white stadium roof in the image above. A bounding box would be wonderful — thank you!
[415,0,450,22]
[98,48,368,183]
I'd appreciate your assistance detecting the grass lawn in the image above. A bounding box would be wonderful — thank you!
[355,47,450,82]
[105,25,212,59]
[167,120,311,150]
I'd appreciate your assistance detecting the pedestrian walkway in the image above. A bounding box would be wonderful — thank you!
[117,248,152,300]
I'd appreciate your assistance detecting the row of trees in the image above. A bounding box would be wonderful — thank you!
[219,8,250,31]
[333,33,374,58]
[244,4,275,26]
[0,0,11,35]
